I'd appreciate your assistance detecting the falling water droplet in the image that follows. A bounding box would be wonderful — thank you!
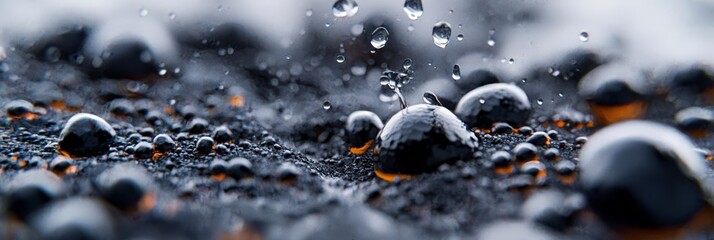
[139,8,149,17]
[336,55,345,63]
[479,98,486,104]
[168,12,176,20]
[432,21,452,48]
[306,9,313,17]
[487,37,496,47]
[537,99,544,105]
[332,0,359,18]
[403,0,424,20]
[370,27,389,49]
[452,64,461,80]
[323,101,332,110]
[508,58,514,64]
[579,32,589,42]
[457,34,464,41]
[351,24,364,36]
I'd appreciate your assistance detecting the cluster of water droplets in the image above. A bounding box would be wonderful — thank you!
[379,59,415,109]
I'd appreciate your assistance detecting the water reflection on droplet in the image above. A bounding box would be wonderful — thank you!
[336,55,345,63]
[370,27,389,49]
[452,64,461,80]
[403,0,424,20]
[579,32,589,42]
[323,101,332,110]
[432,21,452,48]
[332,0,359,18]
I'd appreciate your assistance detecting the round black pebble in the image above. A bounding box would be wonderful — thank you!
[195,136,215,154]
[344,110,384,155]
[227,157,253,180]
[95,164,154,212]
[133,142,153,159]
[58,113,116,157]
[513,143,538,164]
[526,132,550,147]
[187,118,209,134]
[4,99,34,118]
[374,104,479,176]
[152,134,176,153]
[211,125,234,143]
[7,170,66,222]
[455,83,532,129]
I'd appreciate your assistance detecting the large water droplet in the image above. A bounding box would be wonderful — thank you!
[332,0,359,18]
[432,21,452,48]
[452,64,461,80]
[370,27,389,49]
[403,0,424,20]
[323,101,332,110]
[579,32,589,42]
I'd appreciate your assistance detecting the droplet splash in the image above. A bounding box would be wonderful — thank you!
[452,64,461,80]
[332,0,359,18]
[403,0,424,20]
[370,27,389,49]
[432,21,452,48]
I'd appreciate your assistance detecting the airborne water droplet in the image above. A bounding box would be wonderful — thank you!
[579,32,589,42]
[423,91,443,106]
[403,58,413,70]
[323,101,332,110]
[370,27,389,49]
[452,64,461,80]
[139,8,148,17]
[332,0,359,18]
[457,34,464,41]
[537,99,544,105]
[306,9,313,17]
[168,12,176,20]
[479,98,486,104]
[403,0,424,20]
[336,55,345,63]
[487,37,496,47]
[432,21,452,48]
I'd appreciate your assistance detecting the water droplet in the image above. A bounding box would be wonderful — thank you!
[551,70,561,77]
[332,0,359,18]
[403,0,424,20]
[508,58,514,64]
[449,9,454,14]
[306,9,313,17]
[489,28,496,35]
[139,8,148,17]
[487,37,496,47]
[323,101,332,110]
[558,92,564,98]
[168,12,176,20]
[325,23,331,28]
[423,91,443,106]
[158,69,167,76]
[522,78,528,83]
[351,24,364,36]
[407,24,415,32]
[370,27,389,49]
[336,55,345,63]
[579,32,589,42]
[403,58,413,70]
[452,64,461,80]
[432,21,452,48]
[479,98,486,104]
[537,99,544,105]
[457,34,464,41]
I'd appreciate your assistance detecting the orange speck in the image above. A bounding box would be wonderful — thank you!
[349,140,374,155]
[211,173,227,181]
[374,169,413,182]
[151,152,165,160]
[229,96,246,108]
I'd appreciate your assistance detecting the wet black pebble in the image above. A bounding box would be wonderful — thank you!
[58,113,116,157]
[95,164,155,212]
[525,131,550,147]
[455,83,532,129]
[133,141,153,159]
[4,99,34,118]
[7,170,67,222]
[211,125,234,143]
[344,110,384,155]
[187,118,209,134]
[194,136,215,154]
[227,157,253,180]
[152,134,176,153]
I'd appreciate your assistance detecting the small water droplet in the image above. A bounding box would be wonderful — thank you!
[325,23,332,28]
[351,24,364,36]
[306,9,313,17]
[370,27,389,49]
[407,24,415,32]
[403,0,424,20]
[479,98,486,104]
[423,91,443,106]
[551,70,561,77]
[168,12,176,20]
[487,37,496,47]
[336,55,345,63]
[323,101,332,110]
[332,0,359,18]
[403,58,413,70]
[558,92,564,98]
[579,32,589,42]
[452,64,461,80]
[508,58,514,64]
[522,78,527,83]
[457,34,464,41]
[537,99,544,105]
[139,8,148,17]
[449,9,454,14]
[432,21,452,48]
[158,69,167,76]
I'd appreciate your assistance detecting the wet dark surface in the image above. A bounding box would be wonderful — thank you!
[2,0,714,239]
